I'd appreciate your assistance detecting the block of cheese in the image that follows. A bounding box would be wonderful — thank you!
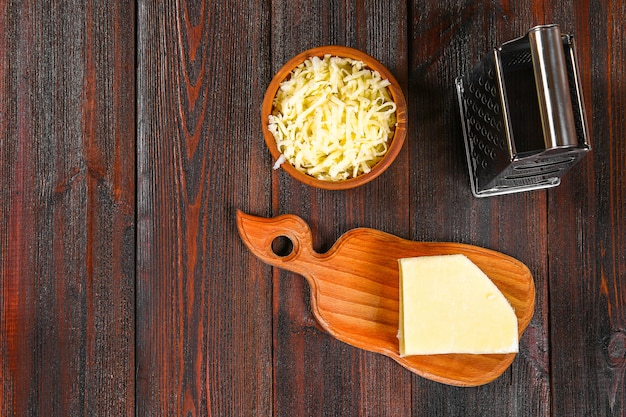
[398,254,518,356]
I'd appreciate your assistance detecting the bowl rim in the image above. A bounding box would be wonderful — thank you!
[261,45,407,190]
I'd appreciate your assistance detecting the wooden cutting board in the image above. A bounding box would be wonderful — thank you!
[236,211,535,387]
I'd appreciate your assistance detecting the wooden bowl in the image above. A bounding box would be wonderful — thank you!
[261,46,407,190]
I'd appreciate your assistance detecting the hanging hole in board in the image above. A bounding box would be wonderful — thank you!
[271,235,294,257]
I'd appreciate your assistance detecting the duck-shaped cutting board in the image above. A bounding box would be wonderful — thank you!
[236,211,535,386]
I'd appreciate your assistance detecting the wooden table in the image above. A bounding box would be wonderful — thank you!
[1,1,624,416]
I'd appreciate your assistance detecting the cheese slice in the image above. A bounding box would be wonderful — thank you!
[398,254,518,356]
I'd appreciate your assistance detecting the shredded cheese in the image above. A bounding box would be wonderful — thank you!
[268,55,397,181]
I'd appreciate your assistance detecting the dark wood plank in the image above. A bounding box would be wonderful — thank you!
[135,1,273,415]
[548,2,626,415]
[0,1,135,416]
[269,1,412,416]
[408,1,553,415]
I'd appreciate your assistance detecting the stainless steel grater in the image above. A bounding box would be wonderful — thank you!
[455,24,591,197]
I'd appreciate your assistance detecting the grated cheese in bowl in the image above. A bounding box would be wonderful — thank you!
[267,55,397,182]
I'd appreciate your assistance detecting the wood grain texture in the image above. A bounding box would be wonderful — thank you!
[135,1,273,416]
[1,0,624,416]
[269,1,412,416]
[548,1,626,415]
[0,1,135,416]
[407,1,552,415]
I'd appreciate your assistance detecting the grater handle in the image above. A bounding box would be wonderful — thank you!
[528,25,578,149]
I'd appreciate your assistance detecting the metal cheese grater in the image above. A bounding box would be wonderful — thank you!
[455,24,591,197]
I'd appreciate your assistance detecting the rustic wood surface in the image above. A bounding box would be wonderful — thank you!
[1,1,624,416]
